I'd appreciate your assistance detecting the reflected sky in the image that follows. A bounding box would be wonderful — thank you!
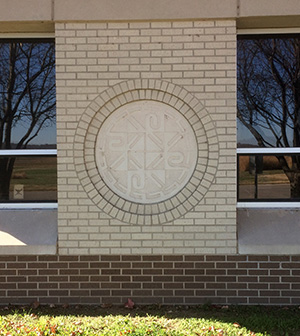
[0,39,56,149]
[10,122,56,148]
[237,34,300,148]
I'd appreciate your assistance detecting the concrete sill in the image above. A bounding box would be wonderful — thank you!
[0,209,57,255]
[238,208,300,255]
[0,244,56,255]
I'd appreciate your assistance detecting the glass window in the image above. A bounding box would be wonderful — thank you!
[0,155,57,202]
[0,39,56,203]
[237,34,300,149]
[237,34,300,202]
[238,153,300,201]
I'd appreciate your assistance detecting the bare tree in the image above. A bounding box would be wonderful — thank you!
[0,40,55,200]
[238,35,300,197]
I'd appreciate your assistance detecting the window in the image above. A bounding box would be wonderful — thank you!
[0,39,57,207]
[237,33,300,204]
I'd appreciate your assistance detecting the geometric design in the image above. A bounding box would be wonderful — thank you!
[95,100,198,204]
[74,79,219,225]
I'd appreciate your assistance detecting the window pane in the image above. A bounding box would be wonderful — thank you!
[237,35,300,148]
[0,156,57,202]
[0,40,56,149]
[238,154,300,201]
[0,39,56,202]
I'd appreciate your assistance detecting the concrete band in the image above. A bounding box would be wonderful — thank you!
[0,0,300,30]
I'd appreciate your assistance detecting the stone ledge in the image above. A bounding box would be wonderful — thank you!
[0,210,57,255]
[0,245,57,255]
[238,208,300,255]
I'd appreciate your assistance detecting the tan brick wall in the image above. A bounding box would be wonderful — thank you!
[55,20,237,255]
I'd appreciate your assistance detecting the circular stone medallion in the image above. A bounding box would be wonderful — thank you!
[95,100,198,204]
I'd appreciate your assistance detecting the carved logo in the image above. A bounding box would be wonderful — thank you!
[96,100,198,204]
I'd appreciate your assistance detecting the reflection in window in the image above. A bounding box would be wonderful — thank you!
[238,154,300,201]
[237,34,300,201]
[0,39,56,202]
[237,35,300,148]
[0,156,57,202]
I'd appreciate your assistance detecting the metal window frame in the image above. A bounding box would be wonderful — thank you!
[0,35,57,210]
[0,203,58,210]
[0,32,55,39]
[237,202,300,209]
[237,148,300,155]
[237,148,300,208]
[237,28,300,35]
[0,149,57,156]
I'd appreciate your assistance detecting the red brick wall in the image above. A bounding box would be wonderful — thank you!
[1,255,299,306]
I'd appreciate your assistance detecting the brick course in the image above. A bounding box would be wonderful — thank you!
[1,255,299,306]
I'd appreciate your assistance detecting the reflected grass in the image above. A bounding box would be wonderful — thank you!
[239,170,289,185]
[10,156,57,192]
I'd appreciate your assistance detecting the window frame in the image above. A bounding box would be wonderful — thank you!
[237,29,300,208]
[0,34,57,210]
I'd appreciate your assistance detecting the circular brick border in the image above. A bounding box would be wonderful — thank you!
[74,80,219,225]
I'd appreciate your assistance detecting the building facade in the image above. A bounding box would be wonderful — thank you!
[1,0,300,305]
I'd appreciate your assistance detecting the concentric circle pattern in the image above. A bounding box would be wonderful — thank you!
[74,80,218,225]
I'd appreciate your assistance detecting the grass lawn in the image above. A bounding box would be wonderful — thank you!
[1,304,300,335]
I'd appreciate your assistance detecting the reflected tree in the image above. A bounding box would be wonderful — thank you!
[238,36,300,197]
[0,40,55,200]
